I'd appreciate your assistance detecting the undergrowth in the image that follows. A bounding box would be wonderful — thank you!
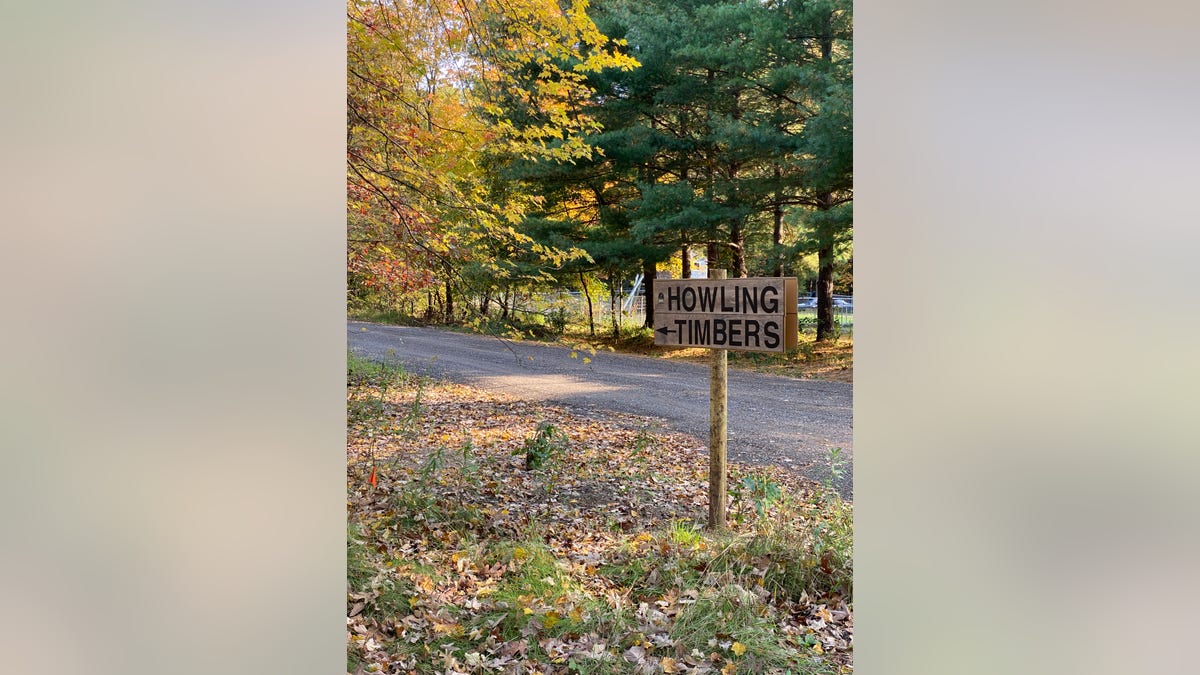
[346,356,852,674]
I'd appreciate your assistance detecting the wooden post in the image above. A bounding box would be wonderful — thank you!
[708,269,728,530]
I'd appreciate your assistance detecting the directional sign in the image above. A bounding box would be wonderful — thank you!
[653,277,798,353]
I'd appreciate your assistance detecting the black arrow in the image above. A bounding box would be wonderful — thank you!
[655,325,676,338]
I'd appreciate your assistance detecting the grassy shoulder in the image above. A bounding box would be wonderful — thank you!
[555,326,853,384]
[348,308,853,383]
[347,354,853,675]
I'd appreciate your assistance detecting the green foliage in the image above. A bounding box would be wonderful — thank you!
[346,0,630,315]
[667,519,704,549]
[546,306,569,335]
[417,446,445,486]
[826,447,846,492]
[347,350,404,386]
[628,424,659,470]
[347,306,423,327]
[347,0,853,353]
[808,496,854,597]
[798,311,853,333]
[740,473,784,520]
[519,421,570,470]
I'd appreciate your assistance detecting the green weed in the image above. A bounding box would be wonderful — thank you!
[825,447,846,493]
[667,519,704,549]
[519,421,569,471]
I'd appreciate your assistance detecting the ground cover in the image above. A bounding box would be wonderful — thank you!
[347,354,853,675]
[556,328,853,384]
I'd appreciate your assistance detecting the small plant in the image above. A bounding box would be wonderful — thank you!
[417,446,445,485]
[547,306,569,335]
[795,339,817,361]
[519,422,569,470]
[397,379,423,434]
[809,499,854,597]
[825,447,845,493]
[741,473,783,520]
[627,425,658,474]
[458,439,480,484]
[667,519,704,549]
[631,426,656,457]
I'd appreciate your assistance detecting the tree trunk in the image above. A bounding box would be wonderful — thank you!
[815,183,838,341]
[727,92,747,279]
[580,271,595,337]
[642,258,656,329]
[706,242,718,277]
[681,245,691,279]
[814,17,839,343]
[444,276,453,323]
[729,221,747,278]
[773,167,784,277]
[816,243,836,341]
[609,278,620,337]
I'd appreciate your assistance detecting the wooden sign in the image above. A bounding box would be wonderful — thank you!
[653,277,798,353]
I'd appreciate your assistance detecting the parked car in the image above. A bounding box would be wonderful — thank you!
[799,297,855,310]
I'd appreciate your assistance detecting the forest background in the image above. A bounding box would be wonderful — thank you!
[347,0,852,343]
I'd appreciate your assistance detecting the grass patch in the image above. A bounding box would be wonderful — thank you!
[347,523,415,622]
[347,523,375,592]
[670,584,796,670]
[349,306,424,326]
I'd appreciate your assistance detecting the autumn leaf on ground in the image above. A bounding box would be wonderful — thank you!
[346,369,854,674]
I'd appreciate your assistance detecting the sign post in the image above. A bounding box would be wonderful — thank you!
[652,273,798,530]
[708,270,728,530]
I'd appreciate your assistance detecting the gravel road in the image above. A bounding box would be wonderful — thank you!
[348,321,853,498]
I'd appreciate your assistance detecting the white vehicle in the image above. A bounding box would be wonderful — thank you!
[799,297,853,310]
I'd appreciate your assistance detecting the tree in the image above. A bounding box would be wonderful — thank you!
[782,0,853,341]
[354,0,854,343]
[346,0,635,317]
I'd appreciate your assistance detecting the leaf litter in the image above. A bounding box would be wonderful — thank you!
[348,369,852,674]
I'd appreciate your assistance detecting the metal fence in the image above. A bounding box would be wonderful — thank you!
[533,290,851,333]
